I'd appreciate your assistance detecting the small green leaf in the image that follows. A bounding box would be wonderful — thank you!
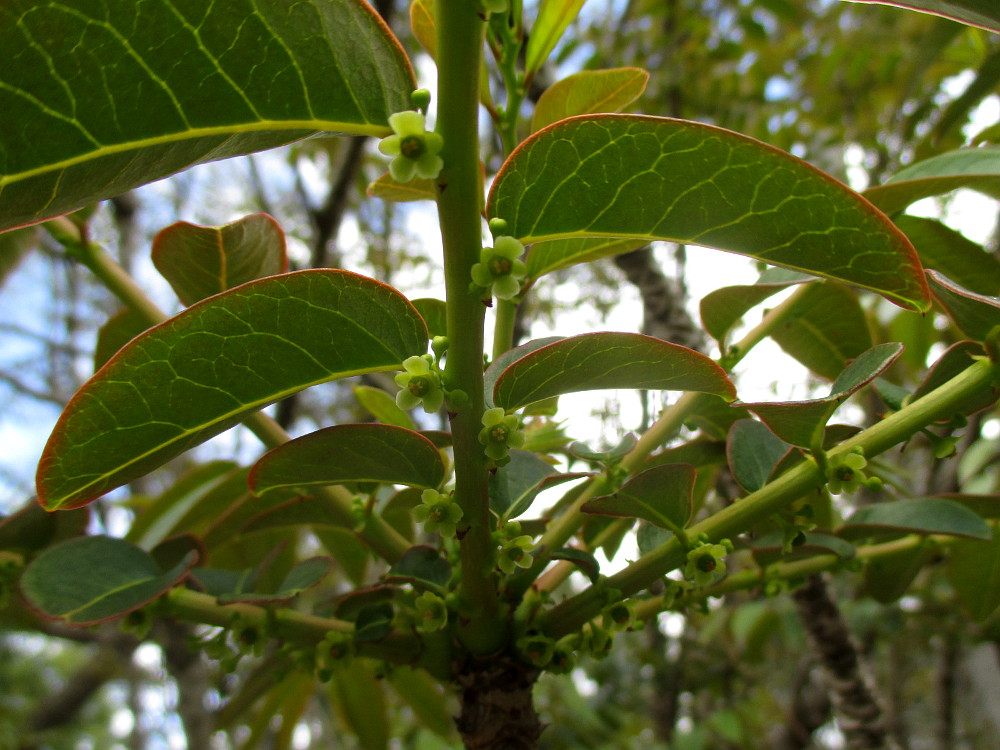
[948,525,1000,622]
[840,498,991,540]
[489,115,929,311]
[583,464,694,530]
[354,602,395,643]
[488,449,590,522]
[388,668,456,740]
[0,0,415,232]
[94,309,150,371]
[927,269,1000,340]
[845,0,1000,33]
[328,659,389,750]
[386,545,451,592]
[896,215,1000,296]
[37,270,428,510]
[864,146,1000,215]
[493,332,736,411]
[152,214,287,306]
[751,531,856,566]
[770,283,873,381]
[551,548,602,584]
[249,424,445,497]
[699,270,810,347]
[525,0,587,75]
[410,298,448,339]
[220,557,334,604]
[531,68,649,132]
[242,497,357,534]
[727,419,792,493]
[20,535,196,625]
[911,341,996,417]
[0,501,88,554]
[864,542,934,603]
[366,173,437,203]
[741,343,903,447]
[353,385,416,429]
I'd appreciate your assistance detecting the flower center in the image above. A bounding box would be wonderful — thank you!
[490,425,509,444]
[400,135,426,159]
[428,504,447,522]
[506,546,524,562]
[408,376,431,397]
[489,255,512,277]
[695,553,717,573]
[835,466,855,481]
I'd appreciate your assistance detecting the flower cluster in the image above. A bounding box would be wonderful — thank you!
[471,236,528,300]
[378,111,443,183]
[826,447,881,495]
[683,539,733,587]
[479,407,525,460]
[412,489,464,538]
[395,355,444,414]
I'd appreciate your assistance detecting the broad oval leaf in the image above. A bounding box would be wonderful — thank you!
[525,237,648,279]
[845,0,1000,33]
[896,215,1000,296]
[727,419,792,493]
[948,526,1000,622]
[20,535,196,625]
[700,269,811,347]
[37,270,429,510]
[840,498,991,540]
[927,269,1000,340]
[352,385,416,429]
[0,0,415,232]
[489,449,590,522]
[488,115,930,311]
[220,556,334,605]
[152,214,287,306]
[582,464,694,530]
[531,68,649,132]
[249,424,445,497]
[526,0,587,75]
[493,332,735,411]
[864,146,1000,215]
[387,545,452,592]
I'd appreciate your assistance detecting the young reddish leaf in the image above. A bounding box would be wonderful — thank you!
[37,270,429,511]
[582,464,694,530]
[19,535,196,625]
[152,214,287,306]
[864,146,1000,216]
[531,68,650,132]
[0,0,415,233]
[488,115,930,311]
[770,282,873,381]
[927,269,1000,340]
[741,343,903,447]
[840,498,991,541]
[846,0,1000,33]
[493,332,735,411]
[249,424,446,497]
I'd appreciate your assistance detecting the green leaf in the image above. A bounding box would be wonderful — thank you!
[493,332,736,411]
[94,309,150,371]
[328,659,389,750]
[727,419,792,493]
[741,343,903,447]
[354,602,395,643]
[242,497,361,534]
[927,269,1000,340]
[249,424,445,497]
[488,449,590,522]
[526,0,587,75]
[152,214,287,306]
[37,269,428,510]
[948,525,1000,621]
[19,535,196,625]
[0,226,37,290]
[531,68,649,132]
[485,336,561,409]
[0,501,88,555]
[840,498,991,540]
[864,542,934,603]
[410,298,449,339]
[0,0,414,233]
[863,146,1000,215]
[699,270,810,347]
[388,668,456,740]
[895,215,1000,296]
[844,0,1000,32]
[582,464,694,530]
[525,237,648,279]
[386,545,451,592]
[751,531,856,566]
[220,557,334,604]
[911,341,997,416]
[551,548,602,584]
[488,115,929,311]
[353,385,416,429]
[366,173,437,203]
[771,283,873,381]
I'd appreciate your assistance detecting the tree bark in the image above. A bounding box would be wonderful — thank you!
[454,653,543,749]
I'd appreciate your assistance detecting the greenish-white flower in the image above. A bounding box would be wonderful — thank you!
[471,236,527,300]
[394,356,444,413]
[413,489,463,538]
[378,111,444,183]
[413,591,448,632]
[478,407,525,460]
[684,542,731,587]
[826,450,872,495]
[497,534,534,574]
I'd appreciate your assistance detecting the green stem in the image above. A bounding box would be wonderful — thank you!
[544,356,998,637]
[434,0,503,653]
[492,298,518,361]
[46,222,410,562]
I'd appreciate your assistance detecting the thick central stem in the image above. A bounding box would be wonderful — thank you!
[435,0,503,653]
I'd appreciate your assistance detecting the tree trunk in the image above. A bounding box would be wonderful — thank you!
[454,653,543,749]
